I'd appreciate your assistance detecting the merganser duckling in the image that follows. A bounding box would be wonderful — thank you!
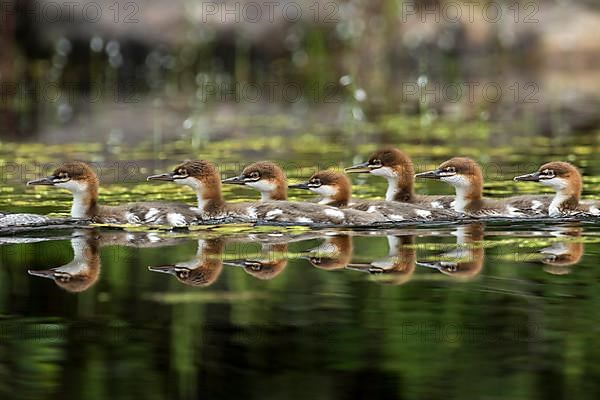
[302,234,352,270]
[148,239,224,287]
[416,157,539,217]
[346,235,416,285]
[417,224,484,280]
[222,161,287,201]
[28,230,100,292]
[28,161,198,226]
[513,162,600,217]
[290,170,457,222]
[148,160,386,226]
[224,243,288,280]
[345,147,453,209]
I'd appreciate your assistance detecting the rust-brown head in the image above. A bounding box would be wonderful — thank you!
[27,161,100,218]
[289,170,351,207]
[147,160,223,209]
[222,161,287,201]
[345,147,415,201]
[224,243,288,280]
[514,161,582,197]
[416,157,484,208]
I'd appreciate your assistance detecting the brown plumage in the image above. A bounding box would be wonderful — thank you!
[345,147,454,207]
[514,161,599,216]
[28,161,199,226]
[222,161,288,201]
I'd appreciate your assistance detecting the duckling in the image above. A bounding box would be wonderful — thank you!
[514,161,600,217]
[416,157,544,217]
[222,161,287,201]
[28,161,198,226]
[345,147,454,208]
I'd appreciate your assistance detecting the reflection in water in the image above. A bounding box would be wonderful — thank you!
[303,234,352,270]
[224,243,288,280]
[417,224,485,280]
[148,239,224,286]
[28,230,100,293]
[347,235,416,285]
[539,227,584,275]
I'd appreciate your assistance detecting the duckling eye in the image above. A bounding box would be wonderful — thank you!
[446,166,456,173]
[543,169,554,177]
[310,257,321,265]
[311,178,321,186]
[178,169,187,176]
[249,171,260,179]
[371,159,382,166]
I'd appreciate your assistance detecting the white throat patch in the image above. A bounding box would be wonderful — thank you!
[55,180,89,219]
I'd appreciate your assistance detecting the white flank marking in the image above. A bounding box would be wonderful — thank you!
[531,200,543,210]
[430,201,442,209]
[389,214,404,221]
[295,217,313,223]
[125,212,142,224]
[415,209,431,218]
[246,207,258,219]
[167,213,187,226]
[366,206,378,213]
[145,208,160,221]
[265,209,283,219]
[324,208,345,220]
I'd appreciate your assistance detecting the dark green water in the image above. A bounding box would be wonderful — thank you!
[1,221,600,400]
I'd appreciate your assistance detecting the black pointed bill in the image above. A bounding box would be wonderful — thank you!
[344,161,377,174]
[221,175,246,185]
[147,172,177,181]
[513,171,542,182]
[288,182,311,190]
[27,177,56,186]
[415,169,444,180]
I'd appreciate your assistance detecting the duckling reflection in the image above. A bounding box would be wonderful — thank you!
[148,239,224,287]
[346,235,416,285]
[539,227,583,275]
[417,223,484,280]
[28,230,100,293]
[302,234,352,270]
[224,243,288,280]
